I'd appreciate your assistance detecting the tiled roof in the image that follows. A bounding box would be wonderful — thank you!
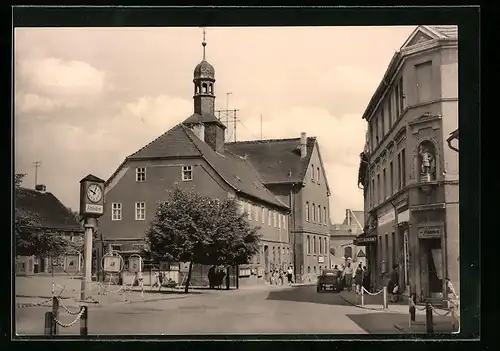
[225,138,315,184]
[425,25,458,39]
[15,188,83,232]
[182,126,289,209]
[114,123,288,209]
[127,124,202,159]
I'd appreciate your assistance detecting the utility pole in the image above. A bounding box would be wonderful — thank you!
[32,161,41,187]
[226,92,232,139]
[233,109,237,142]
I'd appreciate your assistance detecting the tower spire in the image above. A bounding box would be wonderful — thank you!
[202,27,207,60]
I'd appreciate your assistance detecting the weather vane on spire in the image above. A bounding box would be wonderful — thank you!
[202,27,207,60]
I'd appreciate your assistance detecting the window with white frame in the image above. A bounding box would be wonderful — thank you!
[312,203,316,222]
[317,206,321,223]
[182,166,193,181]
[324,207,327,224]
[273,211,277,227]
[136,167,146,182]
[305,202,310,222]
[247,202,252,220]
[278,213,281,229]
[238,200,245,214]
[283,215,287,230]
[112,202,122,221]
[317,167,320,183]
[135,202,146,220]
[311,165,315,182]
[254,205,259,221]
[261,207,265,223]
[267,209,272,225]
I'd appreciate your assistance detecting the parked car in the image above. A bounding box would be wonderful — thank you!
[317,269,341,293]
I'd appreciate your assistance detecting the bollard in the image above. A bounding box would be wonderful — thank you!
[409,298,416,322]
[80,306,88,336]
[51,281,55,297]
[361,287,364,306]
[383,286,388,310]
[44,312,54,336]
[123,284,127,302]
[52,296,59,335]
[450,304,457,332]
[97,284,101,304]
[425,302,434,334]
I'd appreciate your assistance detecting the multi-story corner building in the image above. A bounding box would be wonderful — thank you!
[329,209,366,270]
[356,25,459,303]
[98,34,331,285]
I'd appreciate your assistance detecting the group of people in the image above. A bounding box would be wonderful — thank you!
[331,261,371,293]
[269,266,294,286]
[207,265,227,289]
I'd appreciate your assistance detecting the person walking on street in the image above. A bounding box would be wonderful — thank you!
[343,261,354,292]
[286,266,294,286]
[388,264,400,302]
[354,263,363,294]
[362,266,371,293]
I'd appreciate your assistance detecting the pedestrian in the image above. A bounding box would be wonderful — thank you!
[343,261,354,292]
[388,264,400,302]
[274,269,279,285]
[362,266,371,293]
[278,268,284,285]
[286,266,293,286]
[208,265,215,289]
[354,263,363,294]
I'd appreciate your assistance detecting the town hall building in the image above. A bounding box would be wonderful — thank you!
[98,33,331,285]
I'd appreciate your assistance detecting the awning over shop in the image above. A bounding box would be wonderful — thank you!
[353,234,377,246]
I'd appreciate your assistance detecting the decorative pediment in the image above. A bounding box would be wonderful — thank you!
[401,26,440,50]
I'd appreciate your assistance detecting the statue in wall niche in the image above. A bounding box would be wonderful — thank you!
[418,143,436,181]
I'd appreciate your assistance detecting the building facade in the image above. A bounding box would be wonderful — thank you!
[15,185,84,275]
[356,25,459,303]
[329,209,366,270]
[98,35,331,285]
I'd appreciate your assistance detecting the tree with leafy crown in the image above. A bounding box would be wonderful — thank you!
[146,187,261,293]
[15,173,77,259]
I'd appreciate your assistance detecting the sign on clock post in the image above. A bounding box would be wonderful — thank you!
[79,174,105,301]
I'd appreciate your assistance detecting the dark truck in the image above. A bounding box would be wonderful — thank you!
[317,269,341,293]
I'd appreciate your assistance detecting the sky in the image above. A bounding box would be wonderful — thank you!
[14,26,416,223]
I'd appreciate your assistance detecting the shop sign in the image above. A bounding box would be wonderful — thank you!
[354,236,377,246]
[418,227,441,239]
[318,256,325,263]
[357,250,366,258]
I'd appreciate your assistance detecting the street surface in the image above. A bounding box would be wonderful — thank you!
[15,276,456,335]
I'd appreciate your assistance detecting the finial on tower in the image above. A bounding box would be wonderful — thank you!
[202,27,207,60]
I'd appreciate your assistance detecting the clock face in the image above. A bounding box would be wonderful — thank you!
[87,184,103,203]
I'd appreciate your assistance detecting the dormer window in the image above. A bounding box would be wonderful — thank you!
[136,167,146,182]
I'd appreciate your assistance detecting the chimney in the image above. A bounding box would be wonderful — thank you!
[191,122,205,141]
[300,132,307,158]
[35,184,46,193]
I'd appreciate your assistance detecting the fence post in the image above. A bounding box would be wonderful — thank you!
[425,302,434,334]
[361,286,364,306]
[80,306,88,336]
[52,296,59,335]
[383,286,388,310]
[44,312,53,336]
[409,294,416,322]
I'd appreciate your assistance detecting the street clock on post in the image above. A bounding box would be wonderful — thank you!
[79,174,106,218]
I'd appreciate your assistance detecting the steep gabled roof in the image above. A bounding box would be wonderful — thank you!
[224,137,315,184]
[401,25,457,50]
[182,125,288,209]
[15,188,83,232]
[107,123,288,210]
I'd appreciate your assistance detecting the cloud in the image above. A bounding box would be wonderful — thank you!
[15,57,109,112]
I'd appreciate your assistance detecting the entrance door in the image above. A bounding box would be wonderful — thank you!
[421,238,443,299]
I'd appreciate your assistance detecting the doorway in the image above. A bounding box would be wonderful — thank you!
[420,238,443,299]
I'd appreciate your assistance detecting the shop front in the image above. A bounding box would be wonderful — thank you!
[417,225,445,300]
[353,234,377,292]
